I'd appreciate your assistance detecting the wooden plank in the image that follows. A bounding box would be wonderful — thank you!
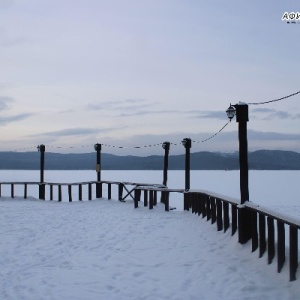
[68,185,72,202]
[267,217,275,264]
[231,205,237,236]
[290,226,298,281]
[259,214,266,258]
[251,211,258,252]
[277,220,285,273]
[223,202,229,233]
[216,199,223,231]
[108,183,111,200]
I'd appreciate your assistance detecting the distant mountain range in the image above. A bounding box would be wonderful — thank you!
[0,150,300,170]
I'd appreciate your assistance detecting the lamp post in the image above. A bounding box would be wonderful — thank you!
[162,142,170,187]
[226,102,251,244]
[182,138,192,211]
[37,144,45,200]
[94,143,102,198]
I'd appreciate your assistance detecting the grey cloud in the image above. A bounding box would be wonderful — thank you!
[0,113,33,125]
[118,109,178,117]
[86,99,150,111]
[188,110,227,120]
[30,127,122,138]
[251,107,299,120]
[0,96,14,111]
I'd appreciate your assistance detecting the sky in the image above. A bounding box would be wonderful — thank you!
[0,0,299,155]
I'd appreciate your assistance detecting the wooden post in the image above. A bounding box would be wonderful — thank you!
[216,199,223,231]
[182,138,191,192]
[50,184,53,200]
[68,185,72,202]
[236,104,251,244]
[118,183,123,201]
[58,185,62,202]
[164,191,170,211]
[144,190,148,207]
[211,197,216,224]
[231,205,237,236]
[88,183,92,200]
[38,144,45,200]
[251,211,258,252]
[134,189,141,208]
[267,217,275,264]
[78,184,82,201]
[108,183,111,200]
[223,202,229,233]
[94,143,102,198]
[290,226,298,281]
[149,190,154,209]
[162,142,170,186]
[11,183,14,198]
[277,220,285,273]
[154,191,157,206]
[259,214,266,258]
[24,183,27,199]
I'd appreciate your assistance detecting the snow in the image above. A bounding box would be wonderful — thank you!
[0,170,300,299]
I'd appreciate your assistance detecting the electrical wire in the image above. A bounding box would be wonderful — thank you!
[248,90,300,105]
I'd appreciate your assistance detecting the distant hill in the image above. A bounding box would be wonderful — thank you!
[0,150,300,170]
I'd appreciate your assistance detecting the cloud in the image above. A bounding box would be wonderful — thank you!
[87,99,148,110]
[0,113,33,125]
[0,96,14,111]
[251,107,300,120]
[118,109,179,117]
[30,127,121,138]
[188,110,227,120]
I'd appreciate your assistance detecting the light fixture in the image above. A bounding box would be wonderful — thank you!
[226,104,236,121]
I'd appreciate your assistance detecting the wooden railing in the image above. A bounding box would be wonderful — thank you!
[184,189,299,282]
[133,186,299,281]
[0,180,165,202]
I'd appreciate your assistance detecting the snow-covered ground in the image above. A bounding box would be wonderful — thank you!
[0,170,300,299]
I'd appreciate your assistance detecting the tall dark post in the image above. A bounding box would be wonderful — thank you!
[182,138,191,211]
[38,144,45,200]
[236,103,251,244]
[182,138,192,191]
[95,143,102,198]
[162,142,170,186]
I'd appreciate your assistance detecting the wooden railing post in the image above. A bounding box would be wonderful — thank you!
[68,185,72,202]
[290,226,298,281]
[267,217,275,264]
[58,185,62,202]
[277,220,285,273]
[134,189,141,208]
[11,183,14,198]
[259,214,266,258]
[251,211,258,252]
[78,184,82,201]
[144,190,148,207]
[88,183,92,200]
[149,190,154,209]
[24,183,27,199]
[108,183,111,200]
[50,184,53,200]
[118,183,123,201]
